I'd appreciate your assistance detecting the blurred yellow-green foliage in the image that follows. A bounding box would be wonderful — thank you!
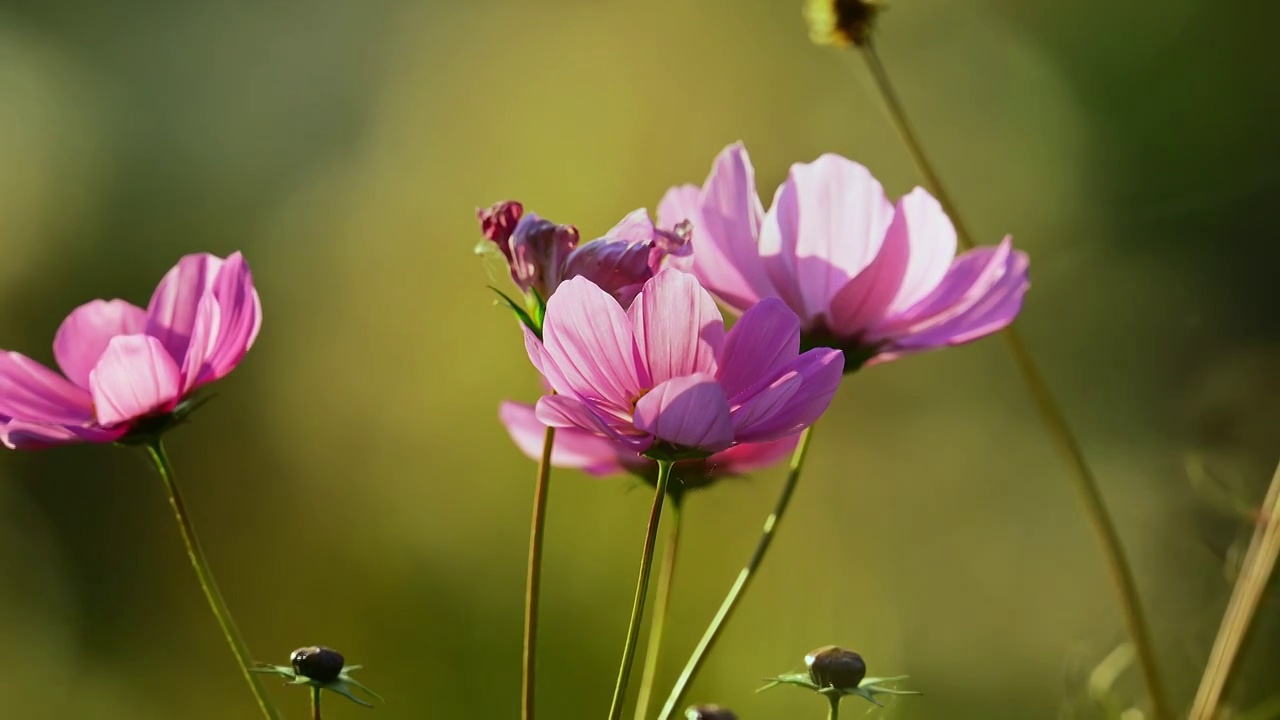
[1,0,1277,718]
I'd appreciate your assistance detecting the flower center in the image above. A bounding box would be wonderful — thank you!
[628,387,651,413]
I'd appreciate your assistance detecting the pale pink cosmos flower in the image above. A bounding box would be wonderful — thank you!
[499,400,798,492]
[0,252,261,449]
[523,268,843,458]
[478,201,691,308]
[658,143,1029,367]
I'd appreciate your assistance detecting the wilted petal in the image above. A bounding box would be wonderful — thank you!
[759,154,895,322]
[509,212,580,297]
[477,200,524,255]
[629,270,723,385]
[716,298,801,400]
[536,394,650,450]
[633,374,733,453]
[732,348,843,442]
[499,401,631,476]
[0,352,94,424]
[146,253,224,364]
[561,239,653,305]
[53,299,148,390]
[89,335,183,427]
[541,277,646,405]
[200,252,262,384]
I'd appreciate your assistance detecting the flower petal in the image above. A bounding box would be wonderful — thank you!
[665,143,775,312]
[535,394,650,451]
[541,276,646,406]
[629,269,724,385]
[633,374,733,454]
[179,294,221,394]
[706,435,799,476]
[53,299,149,390]
[716,298,800,400]
[731,348,843,443]
[0,418,122,449]
[201,251,262,383]
[759,154,895,322]
[145,253,225,364]
[656,185,701,273]
[89,335,183,427]
[499,401,633,476]
[882,188,958,315]
[0,352,94,424]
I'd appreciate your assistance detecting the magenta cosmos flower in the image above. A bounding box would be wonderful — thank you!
[499,400,798,492]
[478,201,691,310]
[523,268,843,458]
[657,143,1029,367]
[0,252,261,449]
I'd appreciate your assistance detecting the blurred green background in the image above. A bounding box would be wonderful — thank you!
[0,0,1277,717]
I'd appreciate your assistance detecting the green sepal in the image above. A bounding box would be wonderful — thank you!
[488,286,542,338]
[757,672,919,706]
[251,661,384,708]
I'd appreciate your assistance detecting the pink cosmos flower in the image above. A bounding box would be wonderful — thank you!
[478,201,692,308]
[523,268,843,458]
[0,252,262,449]
[499,400,798,491]
[657,143,1029,367]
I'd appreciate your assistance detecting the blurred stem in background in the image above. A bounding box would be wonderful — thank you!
[657,425,817,720]
[632,499,683,720]
[142,439,282,720]
[1189,456,1280,719]
[310,685,322,720]
[609,459,674,720]
[857,38,1172,720]
[523,425,557,720]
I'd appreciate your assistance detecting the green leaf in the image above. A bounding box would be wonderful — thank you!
[488,286,540,337]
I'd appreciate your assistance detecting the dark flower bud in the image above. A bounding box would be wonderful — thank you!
[805,646,866,690]
[478,200,524,250]
[685,705,738,720]
[291,646,345,684]
[804,0,882,47]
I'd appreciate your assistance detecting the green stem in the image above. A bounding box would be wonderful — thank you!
[142,439,281,720]
[524,425,557,720]
[310,686,322,720]
[857,40,1172,720]
[633,499,683,720]
[656,426,816,720]
[826,694,840,720]
[608,460,673,720]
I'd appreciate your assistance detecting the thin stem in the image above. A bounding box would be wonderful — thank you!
[827,694,841,720]
[523,425,557,720]
[657,426,817,720]
[608,460,673,720]
[1189,456,1280,719]
[633,500,683,720]
[142,440,281,720]
[858,40,1172,720]
[310,686,322,720]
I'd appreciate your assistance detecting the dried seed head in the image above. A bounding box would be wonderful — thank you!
[805,645,867,690]
[685,704,739,720]
[291,646,345,684]
[804,0,882,47]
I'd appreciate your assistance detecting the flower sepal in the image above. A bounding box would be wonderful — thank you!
[113,393,218,447]
[253,646,383,708]
[643,442,714,464]
[488,286,544,338]
[758,671,918,707]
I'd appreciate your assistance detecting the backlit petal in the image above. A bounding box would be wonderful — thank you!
[53,299,148,390]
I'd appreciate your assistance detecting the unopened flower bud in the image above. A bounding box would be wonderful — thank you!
[291,646,345,684]
[804,0,882,48]
[805,646,866,690]
[685,705,738,720]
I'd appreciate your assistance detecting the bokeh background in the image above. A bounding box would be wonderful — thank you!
[0,0,1277,717]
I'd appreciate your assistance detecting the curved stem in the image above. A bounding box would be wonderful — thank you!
[523,425,557,720]
[857,40,1171,720]
[1189,456,1280,719]
[657,426,816,720]
[310,686,322,720]
[143,440,281,720]
[826,694,841,720]
[633,499,683,720]
[608,460,673,720]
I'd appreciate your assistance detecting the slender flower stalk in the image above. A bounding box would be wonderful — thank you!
[657,426,817,720]
[826,694,841,720]
[310,685,322,720]
[523,424,556,720]
[633,499,684,720]
[1189,456,1280,719]
[144,439,281,720]
[609,460,674,720]
[857,38,1171,720]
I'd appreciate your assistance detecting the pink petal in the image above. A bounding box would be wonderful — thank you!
[731,348,843,442]
[179,295,221,394]
[716,298,801,400]
[53,299,148,390]
[706,435,799,476]
[628,269,724,385]
[535,394,651,451]
[200,252,261,384]
[869,237,1029,357]
[882,188,958,315]
[541,276,646,407]
[728,370,802,436]
[656,185,701,274]
[664,143,775,312]
[633,374,733,454]
[0,352,95,424]
[499,401,632,476]
[145,253,225,364]
[88,335,183,427]
[0,418,123,449]
[603,208,657,244]
[759,154,895,322]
